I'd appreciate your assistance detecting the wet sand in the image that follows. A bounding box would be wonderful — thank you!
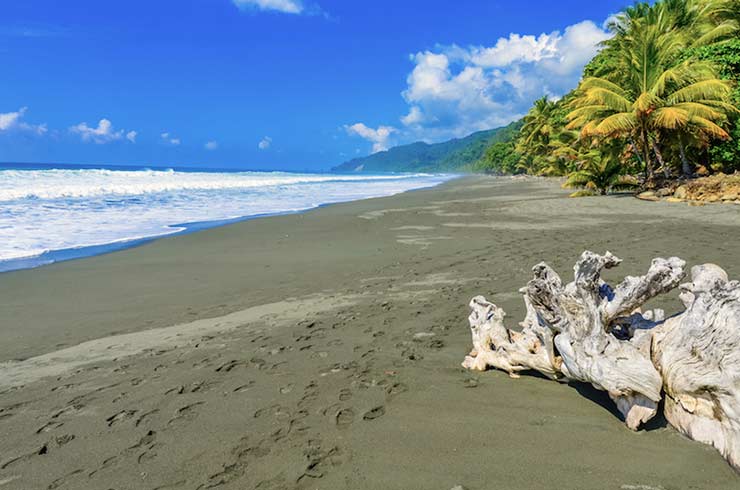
[1,176,739,489]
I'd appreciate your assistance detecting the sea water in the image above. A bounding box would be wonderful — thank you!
[0,164,452,272]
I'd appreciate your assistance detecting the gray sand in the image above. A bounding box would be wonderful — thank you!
[1,176,739,489]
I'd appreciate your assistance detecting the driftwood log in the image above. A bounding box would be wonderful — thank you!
[463,251,740,471]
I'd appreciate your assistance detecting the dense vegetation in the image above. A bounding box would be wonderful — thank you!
[476,0,740,196]
[332,121,521,173]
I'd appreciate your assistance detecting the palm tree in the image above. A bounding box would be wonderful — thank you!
[566,19,734,183]
[538,130,580,176]
[518,97,557,146]
[563,148,638,196]
[609,0,738,48]
[516,97,558,172]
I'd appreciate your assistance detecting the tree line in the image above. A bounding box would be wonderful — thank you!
[474,0,740,196]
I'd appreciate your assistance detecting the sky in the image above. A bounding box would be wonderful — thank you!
[0,0,630,172]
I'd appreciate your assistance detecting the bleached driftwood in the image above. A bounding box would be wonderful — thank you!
[652,264,740,470]
[462,251,740,471]
[462,295,561,379]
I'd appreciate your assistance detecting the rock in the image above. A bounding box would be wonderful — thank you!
[674,185,688,200]
[637,191,660,201]
[665,197,685,203]
[656,187,674,197]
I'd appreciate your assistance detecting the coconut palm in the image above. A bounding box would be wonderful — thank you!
[566,19,734,182]
[563,148,638,196]
[515,97,559,172]
[537,130,580,176]
[609,0,738,49]
[518,97,557,147]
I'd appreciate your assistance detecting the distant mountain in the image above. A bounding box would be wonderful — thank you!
[332,120,522,173]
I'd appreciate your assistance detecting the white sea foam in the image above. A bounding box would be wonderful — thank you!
[0,167,451,267]
[0,168,433,201]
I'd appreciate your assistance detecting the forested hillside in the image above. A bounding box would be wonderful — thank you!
[332,121,521,173]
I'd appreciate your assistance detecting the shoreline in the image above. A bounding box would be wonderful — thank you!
[0,174,459,273]
[1,175,739,489]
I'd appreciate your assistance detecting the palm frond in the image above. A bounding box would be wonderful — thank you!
[689,116,731,140]
[651,107,689,129]
[668,79,733,104]
[692,20,738,47]
[594,112,638,135]
[578,77,631,97]
[582,88,633,112]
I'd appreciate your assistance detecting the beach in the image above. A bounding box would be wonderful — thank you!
[1,175,739,490]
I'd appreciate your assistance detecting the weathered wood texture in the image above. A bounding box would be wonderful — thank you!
[463,251,740,471]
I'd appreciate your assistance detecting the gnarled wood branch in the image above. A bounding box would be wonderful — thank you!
[463,251,740,471]
[462,295,561,379]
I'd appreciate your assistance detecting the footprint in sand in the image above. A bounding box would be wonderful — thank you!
[36,421,64,434]
[233,381,255,393]
[335,408,355,427]
[106,409,138,427]
[362,406,386,421]
[47,469,84,490]
[167,402,205,427]
[51,403,84,419]
[385,382,408,398]
[55,434,75,447]
[135,409,160,427]
[215,359,248,373]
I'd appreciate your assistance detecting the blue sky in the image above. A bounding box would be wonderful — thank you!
[0,0,629,171]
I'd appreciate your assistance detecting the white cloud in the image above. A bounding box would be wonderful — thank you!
[126,130,137,143]
[205,140,219,150]
[0,108,24,130]
[233,0,304,14]
[258,136,272,150]
[398,20,611,141]
[161,132,181,146]
[0,107,47,135]
[345,123,396,153]
[71,118,133,144]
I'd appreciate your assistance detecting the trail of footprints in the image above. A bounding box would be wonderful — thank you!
[0,288,453,489]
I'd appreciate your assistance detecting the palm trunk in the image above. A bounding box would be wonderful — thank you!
[679,138,691,178]
[641,126,653,186]
[652,141,669,179]
[630,137,644,167]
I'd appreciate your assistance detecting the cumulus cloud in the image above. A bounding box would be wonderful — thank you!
[0,107,47,135]
[399,20,611,140]
[205,140,219,150]
[258,136,272,150]
[233,0,303,14]
[345,123,396,153]
[71,118,133,144]
[161,132,181,146]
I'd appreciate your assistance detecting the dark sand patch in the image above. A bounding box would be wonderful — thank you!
[1,176,739,489]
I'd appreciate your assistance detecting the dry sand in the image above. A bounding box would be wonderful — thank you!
[1,176,739,489]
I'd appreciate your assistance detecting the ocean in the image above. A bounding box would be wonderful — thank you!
[0,163,452,272]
